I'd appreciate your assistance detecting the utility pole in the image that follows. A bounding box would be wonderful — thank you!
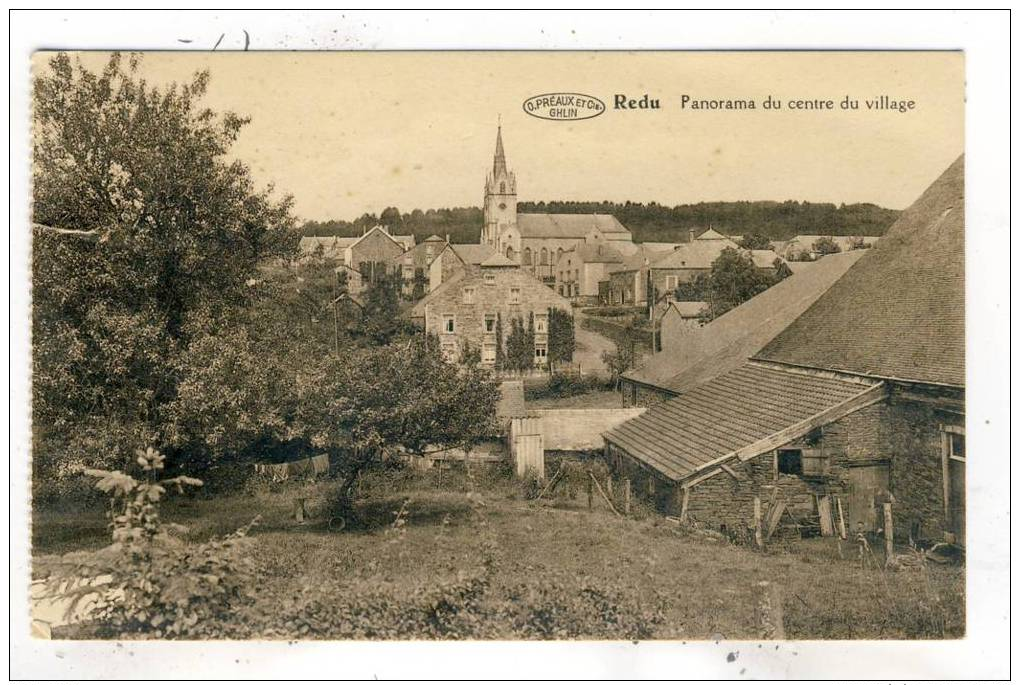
[332,269,339,356]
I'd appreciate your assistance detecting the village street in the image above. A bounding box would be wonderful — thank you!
[570,311,615,375]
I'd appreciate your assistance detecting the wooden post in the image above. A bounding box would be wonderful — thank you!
[587,478,593,510]
[883,502,894,560]
[293,497,306,524]
[753,496,763,548]
[679,486,690,524]
[623,478,631,515]
[835,497,848,540]
[753,581,785,639]
[606,475,614,499]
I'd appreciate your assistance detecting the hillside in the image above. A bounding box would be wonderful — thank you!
[300,201,899,245]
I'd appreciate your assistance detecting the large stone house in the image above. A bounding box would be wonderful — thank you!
[604,156,965,546]
[389,234,448,297]
[554,241,625,302]
[478,125,634,281]
[410,254,572,368]
[603,245,675,306]
[427,243,497,293]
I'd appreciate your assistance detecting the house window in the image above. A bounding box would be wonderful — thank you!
[462,287,476,304]
[777,449,802,475]
[534,344,547,364]
[508,287,521,304]
[442,315,455,334]
[535,315,547,334]
[482,344,496,364]
[484,314,496,333]
[484,273,495,285]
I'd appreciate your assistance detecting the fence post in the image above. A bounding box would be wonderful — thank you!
[753,496,763,548]
[883,502,894,560]
[606,474,614,499]
[587,478,593,510]
[753,581,785,639]
[623,478,631,515]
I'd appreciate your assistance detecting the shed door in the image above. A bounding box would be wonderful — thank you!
[847,464,890,533]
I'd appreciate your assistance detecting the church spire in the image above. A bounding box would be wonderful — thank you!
[493,121,507,177]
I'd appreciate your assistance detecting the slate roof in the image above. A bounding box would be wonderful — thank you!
[298,236,358,258]
[449,243,496,265]
[516,213,630,239]
[622,250,864,393]
[607,245,675,274]
[755,156,964,388]
[570,242,625,264]
[649,237,740,270]
[604,362,880,481]
[496,381,528,422]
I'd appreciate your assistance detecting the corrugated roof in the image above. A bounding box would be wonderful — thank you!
[449,244,496,265]
[516,213,630,238]
[755,156,964,387]
[623,250,864,392]
[605,362,880,482]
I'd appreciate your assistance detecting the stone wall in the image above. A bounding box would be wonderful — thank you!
[608,393,959,542]
[350,229,405,270]
[619,379,675,408]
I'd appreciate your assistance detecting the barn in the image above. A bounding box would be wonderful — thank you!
[603,156,965,546]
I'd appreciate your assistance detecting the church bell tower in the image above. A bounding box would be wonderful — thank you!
[483,124,517,247]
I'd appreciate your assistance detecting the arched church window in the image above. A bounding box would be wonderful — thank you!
[500,182,506,193]
[540,248,548,265]
[523,247,532,265]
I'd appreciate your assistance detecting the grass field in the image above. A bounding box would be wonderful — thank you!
[33,467,964,640]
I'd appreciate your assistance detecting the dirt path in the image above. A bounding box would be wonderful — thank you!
[571,312,616,375]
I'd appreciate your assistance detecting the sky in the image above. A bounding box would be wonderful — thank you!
[48,51,963,221]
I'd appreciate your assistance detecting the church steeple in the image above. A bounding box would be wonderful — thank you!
[493,124,508,177]
[482,120,517,249]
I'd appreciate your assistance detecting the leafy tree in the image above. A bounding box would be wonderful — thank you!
[32,52,296,479]
[292,339,500,512]
[738,233,775,250]
[358,270,412,346]
[410,268,427,301]
[602,341,636,390]
[700,248,776,322]
[547,308,576,371]
[504,316,535,374]
[379,206,404,229]
[494,312,505,371]
[674,273,710,302]
[812,236,842,256]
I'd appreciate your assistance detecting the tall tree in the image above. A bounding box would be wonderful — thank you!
[32,52,296,473]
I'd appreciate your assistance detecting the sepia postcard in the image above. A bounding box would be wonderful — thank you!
[9,12,1012,680]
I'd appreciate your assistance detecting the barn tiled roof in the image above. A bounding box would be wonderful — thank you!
[604,363,881,482]
[516,213,630,239]
[755,156,964,387]
[623,251,864,393]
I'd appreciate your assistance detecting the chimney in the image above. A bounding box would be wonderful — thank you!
[688,229,695,243]
[446,234,450,244]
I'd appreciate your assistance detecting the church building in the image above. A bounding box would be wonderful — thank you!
[480,126,633,282]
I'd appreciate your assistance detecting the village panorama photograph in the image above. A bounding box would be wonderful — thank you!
[28,50,966,642]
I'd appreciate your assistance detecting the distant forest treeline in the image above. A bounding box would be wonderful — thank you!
[299,200,899,244]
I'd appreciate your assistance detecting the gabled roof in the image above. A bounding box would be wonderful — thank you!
[663,300,707,319]
[516,213,630,239]
[605,362,884,482]
[448,243,496,265]
[299,236,358,258]
[649,236,740,270]
[622,250,864,393]
[695,228,730,241]
[748,249,784,269]
[607,245,674,274]
[424,234,446,243]
[347,225,409,253]
[755,156,964,387]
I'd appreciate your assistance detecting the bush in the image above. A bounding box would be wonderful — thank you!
[524,373,610,401]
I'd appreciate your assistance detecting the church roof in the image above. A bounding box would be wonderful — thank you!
[516,213,630,239]
[755,155,964,388]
